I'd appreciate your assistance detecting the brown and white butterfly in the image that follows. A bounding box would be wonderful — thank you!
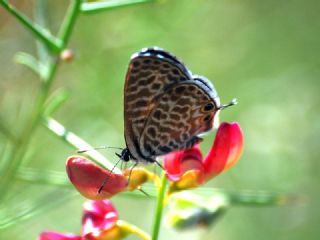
[119,47,236,166]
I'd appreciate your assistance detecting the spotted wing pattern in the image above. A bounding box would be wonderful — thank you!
[139,78,220,158]
[124,47,220,163]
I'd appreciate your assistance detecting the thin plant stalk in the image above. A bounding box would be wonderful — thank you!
[151,173,167,240]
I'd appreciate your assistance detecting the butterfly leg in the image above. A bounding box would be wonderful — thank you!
[127,161,138,186]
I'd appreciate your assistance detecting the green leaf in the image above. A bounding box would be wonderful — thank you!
[14,52,42,76]
[0,118,17,143]
[81,0,155,14]
[43,88,71,116]
[42,117,121,173]
[0,190,76,229]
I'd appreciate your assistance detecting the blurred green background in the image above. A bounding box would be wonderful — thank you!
[1,0,320,239]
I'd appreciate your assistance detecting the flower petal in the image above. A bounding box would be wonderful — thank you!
[66,156,128,200]
[164,144,204,181]
[203,122,244,179]
[38,231,81,240]
[168,169,203,194]
[123,167,160,190]
[82,200,118,238]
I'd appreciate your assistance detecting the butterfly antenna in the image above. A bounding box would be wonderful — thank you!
[219,98,237,110]
[154,160,165,170]
[77,146,123,154]
[137,186,150,197]
[98,157,122,194]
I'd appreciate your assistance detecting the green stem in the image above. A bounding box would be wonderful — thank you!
[0,0,61,52]
[80,0,155,14]
[117,220,151,240]
[42,117,122,174]
[229,191,289,206]
[151,173,167,240]
[58,0,81,46]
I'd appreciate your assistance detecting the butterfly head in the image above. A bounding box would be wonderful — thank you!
[118,148,133,162]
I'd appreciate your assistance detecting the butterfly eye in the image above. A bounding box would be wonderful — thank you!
[202,102,215,112]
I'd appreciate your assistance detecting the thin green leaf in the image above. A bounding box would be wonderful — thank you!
[41,117,121,174]
[43,88,71,116]
[58,0,81,46]
[16,167,71,187]
[81,0,155,14]
[14,52,42,76]
[0,0,62,53]
[0,190,76,229]
[0,118,17,143]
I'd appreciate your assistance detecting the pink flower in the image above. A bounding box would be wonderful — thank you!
[66,157,157,200]
[164,122,244,192]
[66,157,128,200]
[82,200,120,239]
[39,232,81,240]
[39,200,119,240]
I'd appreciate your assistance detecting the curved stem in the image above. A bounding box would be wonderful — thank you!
[58,0,81,46]
[151,173,167,240]
[81,0,155,14]
[42,117,122,174]
[117,220,151,240]
[0,0,61,52]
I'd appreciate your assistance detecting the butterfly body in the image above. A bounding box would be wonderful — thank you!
[123,47,221,164]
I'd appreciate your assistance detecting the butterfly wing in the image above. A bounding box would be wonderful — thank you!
[139,77,220,158]
[124,47,193,161]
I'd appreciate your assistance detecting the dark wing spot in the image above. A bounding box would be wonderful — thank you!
[160,69,169,74]
[146,75,156,84]
[143,59,152,64]
[139,88,151,97]
[158,146,171,154]
[177,98,191,106]
[175,86,186,94]
[135,100,148,108]
[162,96,169,102]
[172,69,179,75]
[162,63,170,69]
[188,85,196,92]
[203,103,214,111]
[139,71,152,78]
[147,127,156,138]
[151,83,161,90]
[154,110,162,120]
[132,61,140,67]
[180,106,189,112]
[182,133,188,141]
[170,113,181,121]
[160,113,168,120]
[168,74,178,82]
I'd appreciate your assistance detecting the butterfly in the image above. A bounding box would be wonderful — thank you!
[118,47,236,166]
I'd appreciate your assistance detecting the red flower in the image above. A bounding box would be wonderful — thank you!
[39,200,119,240]
[164,122,244,192]
[82,200,120,239]
[66,157,158,200]
[39,232,81,240]
[66,157,128,200]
